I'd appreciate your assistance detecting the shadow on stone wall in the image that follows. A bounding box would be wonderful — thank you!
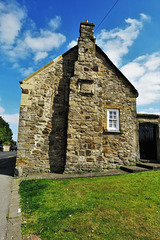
[48,47,78,173]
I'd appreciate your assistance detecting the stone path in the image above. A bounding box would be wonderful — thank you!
[0,175,12,240]
[6,179,22,240]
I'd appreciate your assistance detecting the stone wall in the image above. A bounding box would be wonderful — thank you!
[3,145,10,151]
[65,22,139,172]
[17,21,140,176]
[16,48,78,176]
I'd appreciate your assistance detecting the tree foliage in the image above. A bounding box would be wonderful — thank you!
[0,116,13,145]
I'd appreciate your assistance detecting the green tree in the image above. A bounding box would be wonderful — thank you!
[0,116,13,145]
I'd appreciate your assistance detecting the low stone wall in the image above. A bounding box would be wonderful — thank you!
[3,145,10,151]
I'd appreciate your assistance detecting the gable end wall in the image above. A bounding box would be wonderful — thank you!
[16,22,140,176]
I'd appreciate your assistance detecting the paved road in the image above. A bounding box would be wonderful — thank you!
[0,152,16,240]
[0,151,16,160]
[0,152,16,176]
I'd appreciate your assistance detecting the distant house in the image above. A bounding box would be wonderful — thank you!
[16,21,160,176]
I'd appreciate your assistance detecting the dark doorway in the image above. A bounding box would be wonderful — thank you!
[139,123,157,161]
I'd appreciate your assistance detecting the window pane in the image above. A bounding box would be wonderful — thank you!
[113,112,117,119]
[107,109,119,131]
[109,120,117,128]
[113,120,117,128]
[109,111,117,120]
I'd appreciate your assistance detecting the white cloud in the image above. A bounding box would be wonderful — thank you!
[12,63,20,69]
[96,14,150,66]
[12,62,34,77]
[120,62,145,81]
[24,30,66,52]
[144,52,160,71]
[0,110,19,141]
[10,123,18,141]
[0,1,26,45]
[140,13,151,21]
[4,28,66,63]
[48,16,61,31]
[34,52,48,62]
[67,40,77,49]
[0,95,19,140]
[120,52,160,106]
[19,67,34,77]
[0,113,19,125]
[5,38,29,60]
[0,0,66,69]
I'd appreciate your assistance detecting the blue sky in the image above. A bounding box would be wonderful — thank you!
[0,0,160,141]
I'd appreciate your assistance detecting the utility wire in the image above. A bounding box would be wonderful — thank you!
[95,0,120,32]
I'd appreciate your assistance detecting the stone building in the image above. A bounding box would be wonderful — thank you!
[16,21,160,176]
[137,114,160,161]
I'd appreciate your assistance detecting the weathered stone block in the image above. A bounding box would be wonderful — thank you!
[86,150,91,156]
[86,158,94,162]
[88,144,95,150]
[32,149,41,154]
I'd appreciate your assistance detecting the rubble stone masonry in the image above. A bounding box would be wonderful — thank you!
[16,22,139,176]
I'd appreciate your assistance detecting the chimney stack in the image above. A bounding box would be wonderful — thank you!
[79,21,95,40]
[78,21,96,59]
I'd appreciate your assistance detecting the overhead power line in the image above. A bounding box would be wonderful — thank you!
[95,0,120,32]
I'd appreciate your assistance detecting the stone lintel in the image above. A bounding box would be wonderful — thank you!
[105,105,123,109]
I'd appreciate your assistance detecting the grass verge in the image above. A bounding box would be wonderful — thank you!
[19,171,160,240]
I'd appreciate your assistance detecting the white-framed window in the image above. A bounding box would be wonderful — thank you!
[107,109,120,132]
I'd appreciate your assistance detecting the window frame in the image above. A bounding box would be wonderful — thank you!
[107,109,120,132]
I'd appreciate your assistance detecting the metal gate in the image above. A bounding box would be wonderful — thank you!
[139,123,157,160]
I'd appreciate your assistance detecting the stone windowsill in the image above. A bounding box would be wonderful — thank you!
[103,129,122,134]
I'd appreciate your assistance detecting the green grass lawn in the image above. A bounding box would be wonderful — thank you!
[19,171,160,240]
